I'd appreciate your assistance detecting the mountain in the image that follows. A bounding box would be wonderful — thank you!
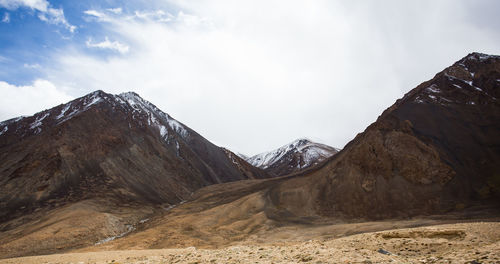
[59,51,500,254]
[1,52,499,259]
[0,90,270,257]
[97,53,500,252]
[269,52,500,219]
[246,139,339,176]
[0,91,270,219]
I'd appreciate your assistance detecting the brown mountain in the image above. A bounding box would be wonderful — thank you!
[0,91,270,257]
[270,52,500,219]
[1,52,499,259]
[246,138,339,176]
[0,91,272,219]
[90,53,500,253]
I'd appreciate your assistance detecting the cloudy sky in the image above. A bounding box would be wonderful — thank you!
[0,0,499,155]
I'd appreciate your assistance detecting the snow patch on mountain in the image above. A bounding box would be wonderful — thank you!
[426,84,440,93]
[0,126,7,136]
[29,112,51,134]
[0,90,191,143]
[464,52,500,62]
[412,54,500,105]
[56,91,106,124]
[117,92,190,140]
[56,103,72,119]
[247,139,339,170]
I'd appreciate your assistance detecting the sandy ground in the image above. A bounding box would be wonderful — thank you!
[1,221,499,264]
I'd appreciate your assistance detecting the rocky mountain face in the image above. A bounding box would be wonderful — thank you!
[270,52,500,219]
[0,91,268,224]
[1,52,499,259]
[246,139,339,176]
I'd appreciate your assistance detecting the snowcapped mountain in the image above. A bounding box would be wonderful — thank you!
[0,91,189,141]
[0,90,269,224]
[246,139,339,176]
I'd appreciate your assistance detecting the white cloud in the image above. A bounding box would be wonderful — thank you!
[0,79,73,121]
[0,0,48,12]
[34,0,500,154]
[86,37,130,54]
[2,12,9,23]
[83,9,109,21]
[23,63,41,69]
[107,7,122,14]
[0,0,75,32]
[134,10,173,22]
[84,8,175,23]
[38,7,76,32]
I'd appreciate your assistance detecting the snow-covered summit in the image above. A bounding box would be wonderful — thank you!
[0,90,190,141]
[246,138,339,176]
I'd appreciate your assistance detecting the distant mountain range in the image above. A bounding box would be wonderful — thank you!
[246,138,339,176]
[0,52,499,258]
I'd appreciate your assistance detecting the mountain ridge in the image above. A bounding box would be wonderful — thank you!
[268,52,500,219]
[1,52,499,259]
[246,138,339,176]
[0,90,269,224]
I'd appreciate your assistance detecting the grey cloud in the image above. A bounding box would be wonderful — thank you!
[10,0,500,155]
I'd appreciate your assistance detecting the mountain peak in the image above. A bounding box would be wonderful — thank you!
[246,139,339,176]
[118,91,143,103]
[119,91,140,97]
[290,138,312,146]
[387,52,499,110]
[0,90,113,138]
[0,90,192,142]
[460,52,500,63]
[296,52,500,219]
[0,89,271,247]
[81,90,111,103]
[90,89,107,96]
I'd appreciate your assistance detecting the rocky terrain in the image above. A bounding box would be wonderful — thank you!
[0,52,499,262]
[0,91,268,258]
[246,138,339,176]
[266,52,500,219]
[1,222,499,263]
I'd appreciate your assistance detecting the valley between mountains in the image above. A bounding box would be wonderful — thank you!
[0,52,499,263]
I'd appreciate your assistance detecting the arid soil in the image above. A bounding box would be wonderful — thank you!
[1,176,498,260]
[1,222,498,264]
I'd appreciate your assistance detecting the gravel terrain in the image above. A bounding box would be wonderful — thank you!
[1,222,498,264]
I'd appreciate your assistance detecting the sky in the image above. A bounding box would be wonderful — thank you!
[1,0,500,156]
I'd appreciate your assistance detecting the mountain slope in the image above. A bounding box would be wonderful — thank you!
[246,139,339,176]
[0,91,270,218]
[1,52,499,259]
[99,53,499,253]
[269,52,500,219]
[0,90,270,256]
[221,148,269,180]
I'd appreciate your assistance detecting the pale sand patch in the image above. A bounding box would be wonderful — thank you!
[1,222,499,264]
